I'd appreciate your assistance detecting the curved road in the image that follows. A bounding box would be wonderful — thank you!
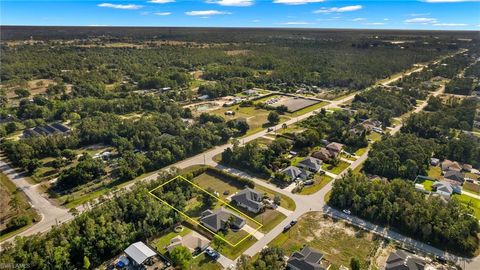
[2,50,477,270]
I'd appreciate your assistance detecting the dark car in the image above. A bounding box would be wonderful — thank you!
[283,224,291,232]
[290,219,298,226]
[435,255,447,263]
[205,248,220,260]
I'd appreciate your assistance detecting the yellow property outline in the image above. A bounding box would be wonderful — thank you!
[148,175,263,247]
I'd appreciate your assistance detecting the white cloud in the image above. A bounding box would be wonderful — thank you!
[314,5,363,13]
[280,21,313,25]
[206,0,254,6]
[383,18,389,21]
[273,0,324,5]
[251,19,261,22]
[185,10,232,16]
[363,22,386,25]
[404,17,438,24]
[97,3,143,10]
[154,12,172,16]
[424,0,479,3]
[432,23,468,26]
[351,17,366,21]
[148,0,175,3]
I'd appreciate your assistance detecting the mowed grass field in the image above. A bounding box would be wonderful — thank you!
[269,212,381,269]
[210,105,290,136]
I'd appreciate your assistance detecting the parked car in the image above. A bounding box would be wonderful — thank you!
[283,224,292,232]
[303,180,314,186]
[342,209,351,215]
[205,248,220,260]
[267,127,274,132]
[435,255,447,263]
[290,219,298,226]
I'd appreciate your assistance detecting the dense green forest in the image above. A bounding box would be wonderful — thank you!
[329,172,479,255]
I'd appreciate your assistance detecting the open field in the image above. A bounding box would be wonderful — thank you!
[453,194,480,220]
[269,212,381,269]
[427,166,442,180]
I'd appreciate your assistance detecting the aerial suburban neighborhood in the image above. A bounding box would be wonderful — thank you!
[0,1,479,270]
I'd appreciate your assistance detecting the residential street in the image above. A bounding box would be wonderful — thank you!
[2,50,478,270]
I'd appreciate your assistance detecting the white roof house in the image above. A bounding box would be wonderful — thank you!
[124,241,157,265]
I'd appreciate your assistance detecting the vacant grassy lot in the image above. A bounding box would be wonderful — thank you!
[298,174,333,195]
[212,232,257,259]
[269,212,381,269]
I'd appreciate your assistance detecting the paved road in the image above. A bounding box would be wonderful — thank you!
[2,50,477,269]
[0,156,72,244]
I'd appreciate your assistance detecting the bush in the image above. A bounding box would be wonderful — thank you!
[6,215,29,230]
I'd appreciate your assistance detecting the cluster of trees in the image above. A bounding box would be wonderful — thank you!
[222,138,292,177]
[364,133,435,179]
[0,171,182,269]
[329,172,479,255]
[298,109,367,151]
[56,154,106,191]
[402,97,479,167]
[445,77,475,96]
[352,87,416,126]
[197,78,253,98]
[2,110,249,190]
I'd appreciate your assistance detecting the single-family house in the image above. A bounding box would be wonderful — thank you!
[441,159,462,172]
[443,170,465,185]
[463,164,473,172]
[326,142,343,154]
[297,157,323,172]
[312,148,335,161]
[166,231,210,253]
[385,250,426,270]
[231,188,264,213]
[432,181,455,197]
[287,246,330,270]
[199,208,245,233]
[124,241,157,266]
[280,166,311,182]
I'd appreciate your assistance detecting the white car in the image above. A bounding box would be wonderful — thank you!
[342,209,351,215]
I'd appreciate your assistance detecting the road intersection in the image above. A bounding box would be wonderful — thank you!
[2,51,478,270]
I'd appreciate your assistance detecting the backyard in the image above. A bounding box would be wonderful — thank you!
[298,174,333,195]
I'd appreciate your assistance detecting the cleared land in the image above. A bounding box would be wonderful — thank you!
[269,212,381,269]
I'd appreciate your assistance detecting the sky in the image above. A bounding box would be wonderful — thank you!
[1,0,480,30]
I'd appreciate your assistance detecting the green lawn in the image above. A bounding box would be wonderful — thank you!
[190,254,222,270]
[368,132,382,142]
[254,209,286,233]
[212,233,257,260]
[298,174,333,195]
[152,227,192,253]
[322,161,350,175]
[255,184,296,211]
[354,147,368,156]
[419,179,436,191]
[453,194,480,220]
[269,212,380,269]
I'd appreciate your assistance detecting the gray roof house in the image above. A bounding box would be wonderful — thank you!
[199,208,245,233]
[432,181,454,197]
[281,166,311,182]
[287,246,329,270]
[385,250,426,270]
[231,188,264,213]
[297,157,323,172]
[443,170,465,184]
